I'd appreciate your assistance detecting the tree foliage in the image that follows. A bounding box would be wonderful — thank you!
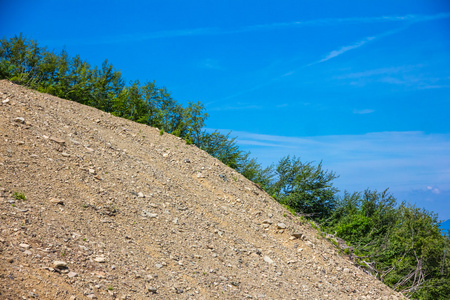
[323,190,450,299]
[269,156,339,220]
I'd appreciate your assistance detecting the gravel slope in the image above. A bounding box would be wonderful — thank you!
[0,80,406,299]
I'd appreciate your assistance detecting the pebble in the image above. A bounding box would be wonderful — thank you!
[155,263,163,269]
[138,192,144,198]
[53,261,68,269]
[2,98,10,104]
[49,198,64,205]
[277,223,287,229]
[49,137,66,145]
[291,232,304,239]
[19,243,30,249]
[68,271,79,278]
[263,256,274,264]
[14,117,25,124]
[148,287,157,294]
[24,250,32,255]
[94,256,106,263]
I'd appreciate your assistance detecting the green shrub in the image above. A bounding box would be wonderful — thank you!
[13,192,26,200]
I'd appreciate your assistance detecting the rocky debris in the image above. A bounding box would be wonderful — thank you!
[0,80,406,300]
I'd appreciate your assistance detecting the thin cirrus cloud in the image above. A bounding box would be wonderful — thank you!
[47,13,450,46]
[220,129,450,194]
[353,109,375,114]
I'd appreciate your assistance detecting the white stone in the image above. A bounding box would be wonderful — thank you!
[263,256,274,264]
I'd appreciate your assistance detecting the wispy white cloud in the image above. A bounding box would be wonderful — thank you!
[314,36,376,64]
[217,130,450,199]
[243,13,450,31]
[207,103,262,111]
[337,65,450,89]
[45,13,450,46]
[353,109,375,114]
[198,58,224,70]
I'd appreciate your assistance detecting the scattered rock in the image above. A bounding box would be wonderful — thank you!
[19,243,30,249]
[14,117,25,124]
[291,232,303,239]
[49,137,66,145]
[68,271,79,278]
[94,256,106,263]
[53,261,68,269]
[142,211,158,218]
[49,198,64,205]
[277,223,287,229]
[263,256,274,264]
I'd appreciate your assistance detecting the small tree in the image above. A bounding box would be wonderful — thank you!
[269,155,338,220]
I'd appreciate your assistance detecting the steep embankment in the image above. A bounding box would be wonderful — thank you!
[0,80,405,299]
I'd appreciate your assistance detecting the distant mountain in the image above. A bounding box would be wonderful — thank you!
[440,219,450,232]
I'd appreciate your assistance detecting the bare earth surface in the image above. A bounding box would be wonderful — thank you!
[0,80,406,299]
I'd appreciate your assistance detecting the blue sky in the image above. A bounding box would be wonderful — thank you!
[1,0,450,219]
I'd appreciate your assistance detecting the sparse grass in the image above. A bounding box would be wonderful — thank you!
[107,286,114,291]
[159,129,164,136]
[13,192,26,200]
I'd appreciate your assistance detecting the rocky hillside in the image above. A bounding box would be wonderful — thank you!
[0,80,405,299]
